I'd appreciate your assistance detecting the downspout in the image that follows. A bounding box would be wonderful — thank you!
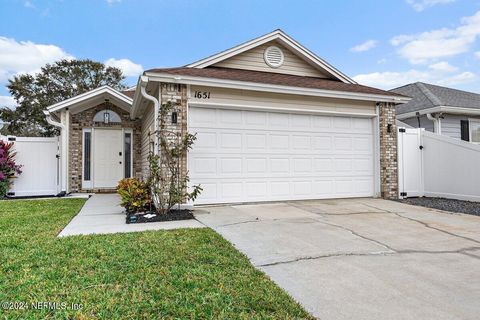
[426,113,441,134]
[139,75,159,155]
[43,110,67,196]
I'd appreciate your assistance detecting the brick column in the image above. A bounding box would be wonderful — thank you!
[159,83,188,182]
[379,102,398,199]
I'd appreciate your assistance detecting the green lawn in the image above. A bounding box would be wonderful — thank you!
[0,198,312,319]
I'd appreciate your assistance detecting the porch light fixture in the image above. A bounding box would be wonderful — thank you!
[104,99,110,124]
[171,111,178,124]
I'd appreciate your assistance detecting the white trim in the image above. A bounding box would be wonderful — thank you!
[46,86,133,113]
[189,101,377,118]
[81,128,93,190]
[186,29,355,84]
[143,72,410,104]
[65,110,70,193]
[123,128,134,178]
[468,118,480,144]
[397,106,480,120]
[83,128,133,190]
[373,104,381,197]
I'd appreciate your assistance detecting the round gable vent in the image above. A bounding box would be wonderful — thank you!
[264,46,284,68]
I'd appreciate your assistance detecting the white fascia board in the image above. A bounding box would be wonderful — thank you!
[397,106,480,119]
[143,72,410,104]
[187,30,355,84]
[130,76,144,119]
[46,85,133,113]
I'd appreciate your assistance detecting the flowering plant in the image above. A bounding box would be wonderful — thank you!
[0,140,22,198]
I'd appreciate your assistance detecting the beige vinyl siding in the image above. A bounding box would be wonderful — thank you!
[212,42,330,78]
[189,85,376,115]
[140,104,154,178]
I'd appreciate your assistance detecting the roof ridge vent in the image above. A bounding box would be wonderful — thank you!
[264,46,284,68]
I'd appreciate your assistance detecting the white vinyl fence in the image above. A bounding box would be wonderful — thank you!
[1,135,60,197]
[398,128,480,202]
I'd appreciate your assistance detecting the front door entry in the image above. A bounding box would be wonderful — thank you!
[93,129,123,188]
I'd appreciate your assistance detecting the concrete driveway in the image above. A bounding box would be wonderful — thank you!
[195,198,480,320]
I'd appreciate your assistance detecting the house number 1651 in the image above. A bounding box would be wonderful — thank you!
[194,91,211,99]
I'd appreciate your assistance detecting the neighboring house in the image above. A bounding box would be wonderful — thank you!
[43,29,409,204]
[391,82,480,143]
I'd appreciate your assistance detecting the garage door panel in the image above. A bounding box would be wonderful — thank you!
[313,136,333,150]
[313,115,332,128]
[246,134,267,150]
[245,111,267,126]
[190,107,217,126]
[189,107,375,204]
[268,113,289,127]
[269,134,289,149]
[219,109,242,124]
[292,135,311,149]
[246,158,267,173]
[194,131,217,149]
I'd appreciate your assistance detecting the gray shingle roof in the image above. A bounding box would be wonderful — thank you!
[390,82,480,115]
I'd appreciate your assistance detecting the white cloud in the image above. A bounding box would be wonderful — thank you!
[475,51,480,59]
[106,0,121,4]
[437,71,476,85]
[0,95,15,108]
[24,1,35,9]
[406,0,456,12]
[105,58,143,77]
[428,61,458,72]
[353,69,476,89]
[0,36,73,83]
[391,10,480,64]
[350,40,378,52]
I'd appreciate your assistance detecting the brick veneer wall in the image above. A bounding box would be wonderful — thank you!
[379,102,398,199]
[158,83,188,183]
[69,103,141,192]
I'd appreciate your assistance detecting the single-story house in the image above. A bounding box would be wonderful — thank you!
[43,29,409,205]
[391,82,480,143]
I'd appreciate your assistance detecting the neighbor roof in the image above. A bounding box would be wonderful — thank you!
[391,82,480,115]
[145,66,407,99]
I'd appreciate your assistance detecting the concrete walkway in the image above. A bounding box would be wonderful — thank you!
[195,198,480,320]
[58,194,204,237]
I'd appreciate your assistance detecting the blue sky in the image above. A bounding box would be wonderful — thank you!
[1,0,480,106]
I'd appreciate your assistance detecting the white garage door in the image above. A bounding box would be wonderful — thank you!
[189,107,375,205]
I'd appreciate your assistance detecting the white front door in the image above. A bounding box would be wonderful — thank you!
[189,107,375,205]
[93,129,123,188]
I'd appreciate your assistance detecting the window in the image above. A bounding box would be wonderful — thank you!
[93,110,122,123]
[470,119,480,143]
[84,131,91,180]
[124,132,132,178]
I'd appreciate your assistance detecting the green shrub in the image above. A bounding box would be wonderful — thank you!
[117,178,151,213]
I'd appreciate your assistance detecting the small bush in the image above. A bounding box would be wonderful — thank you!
[0,140,22,199]
[117,178,151,213]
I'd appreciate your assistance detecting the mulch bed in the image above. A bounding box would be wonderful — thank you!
[126,210,195,224]
[398,197,480,217]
